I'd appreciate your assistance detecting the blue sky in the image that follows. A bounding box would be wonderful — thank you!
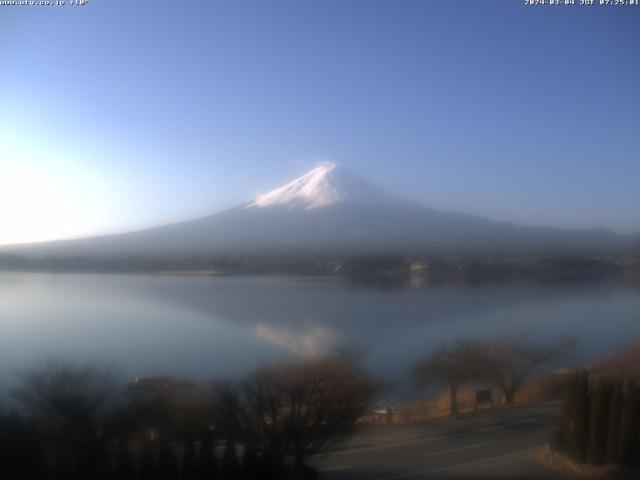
[1,0,639,244]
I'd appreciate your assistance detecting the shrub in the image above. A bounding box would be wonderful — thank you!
[618,380,638,468]
[605,380,624,464]
[568,369,590,463]
[587,377,611,464]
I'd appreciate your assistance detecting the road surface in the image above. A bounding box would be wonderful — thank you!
[311,403,570,479]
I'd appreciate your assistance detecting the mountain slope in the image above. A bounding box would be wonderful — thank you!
[2,164,637,257]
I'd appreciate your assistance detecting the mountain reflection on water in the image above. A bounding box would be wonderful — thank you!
[1,272,639,398]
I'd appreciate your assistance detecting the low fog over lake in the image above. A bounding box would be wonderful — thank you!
[2,272,638,397]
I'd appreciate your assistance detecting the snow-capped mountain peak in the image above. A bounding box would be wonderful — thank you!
[244,162,407,211]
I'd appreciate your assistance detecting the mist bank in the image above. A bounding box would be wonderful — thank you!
[3,202,639,260]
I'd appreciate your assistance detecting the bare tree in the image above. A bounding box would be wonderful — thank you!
[124,375,210,440]
[14,361,156,477]
[14,362,120,477]
[481,334,574,404]
[413,340,486,415]
[15,362,117,441]
[239,357,376,473]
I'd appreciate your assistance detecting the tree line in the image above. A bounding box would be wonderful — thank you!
[555,369,640,468]
[0,358,376,480]
[413,334,574,414]
[0,334,580,479]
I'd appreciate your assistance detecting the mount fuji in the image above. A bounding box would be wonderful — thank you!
[244,162,410,211]
[3,163,635,258]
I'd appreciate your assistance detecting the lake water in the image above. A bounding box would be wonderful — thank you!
[1,272,639,397]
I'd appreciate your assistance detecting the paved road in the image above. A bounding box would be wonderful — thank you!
[311,404,570,479]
